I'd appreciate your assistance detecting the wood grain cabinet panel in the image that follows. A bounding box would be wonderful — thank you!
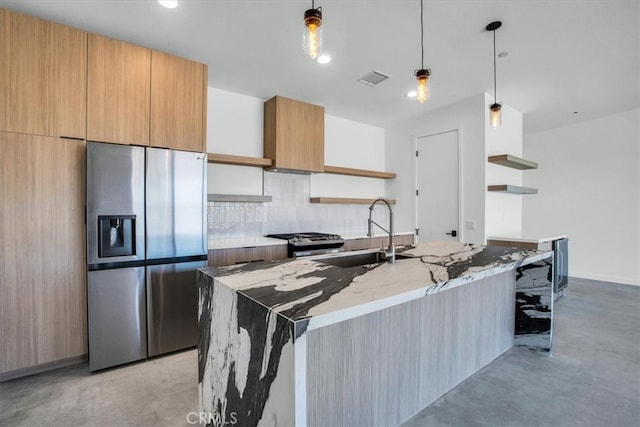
[486,239,541,251]
[393,234,415,247]
[87,34,151,145]
[343,238,372,252]
[343,234,415,252]
[264,96,325,173]
[150,51,207,152]
[0,132,86,375]
[208,245,288,267]
[0,9,86,139]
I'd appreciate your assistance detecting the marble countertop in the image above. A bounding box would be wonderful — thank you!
[200,241,552,331]
[486,232,568,244]
[208,231,415,250]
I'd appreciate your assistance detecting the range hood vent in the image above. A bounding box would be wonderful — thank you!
[357,70,391,87]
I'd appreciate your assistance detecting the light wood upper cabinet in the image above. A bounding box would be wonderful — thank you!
[264,96,324,173]
[0,9,86,139]
[0,131,86,375]
[151,51,207,152]
[87,34,151,146]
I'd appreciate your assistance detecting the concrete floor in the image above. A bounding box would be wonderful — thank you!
[402,278,640,427]
[1,277,638,427]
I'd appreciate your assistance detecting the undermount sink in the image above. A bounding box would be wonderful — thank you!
[313,251,413,268]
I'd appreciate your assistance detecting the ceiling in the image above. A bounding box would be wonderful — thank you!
[2,0,638,133]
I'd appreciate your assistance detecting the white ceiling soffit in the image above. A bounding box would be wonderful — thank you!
[2,0,638,134]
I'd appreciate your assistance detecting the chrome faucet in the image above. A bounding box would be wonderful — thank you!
[367,198,395,263]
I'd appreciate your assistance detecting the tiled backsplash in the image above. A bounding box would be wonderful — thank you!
[207,171,388,240]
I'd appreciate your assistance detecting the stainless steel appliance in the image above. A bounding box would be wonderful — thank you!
[87,142,207,371]
[266,232,344,258]
[553,238,569,298]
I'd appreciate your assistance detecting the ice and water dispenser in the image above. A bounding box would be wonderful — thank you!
[97,215,136,258]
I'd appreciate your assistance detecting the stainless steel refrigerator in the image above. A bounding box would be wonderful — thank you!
[86,142,207,371]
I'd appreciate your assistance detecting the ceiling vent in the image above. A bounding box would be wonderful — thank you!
[357,70,391,87]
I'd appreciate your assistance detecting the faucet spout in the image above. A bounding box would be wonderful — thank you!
[367,198,395,263]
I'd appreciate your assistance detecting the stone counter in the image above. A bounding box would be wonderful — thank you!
[198,241,554,426]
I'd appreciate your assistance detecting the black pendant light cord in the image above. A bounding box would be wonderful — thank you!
[493,28,497,102]
[420,0,424,69]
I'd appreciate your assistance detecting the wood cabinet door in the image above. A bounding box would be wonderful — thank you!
[393,234,415,247]
[208,245,288,266]
[343,238,371,252]
[87,34,151,146]
[264,96,325,172]
[0,132,87,374]
[0,9,86,139]
[150,51,206,152]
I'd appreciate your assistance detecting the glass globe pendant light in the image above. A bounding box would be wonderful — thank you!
[415,69,431,104]
[487,21,503,127]
[304,1,323,59]
[414,0,431,103]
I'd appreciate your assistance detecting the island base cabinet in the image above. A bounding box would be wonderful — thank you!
[199,268,552,426]
[305,271,516,426]
[198,247,554,426]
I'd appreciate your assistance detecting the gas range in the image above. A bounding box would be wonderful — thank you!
[266,232,345,258]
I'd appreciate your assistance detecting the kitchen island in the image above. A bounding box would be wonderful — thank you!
[197,241,553,427]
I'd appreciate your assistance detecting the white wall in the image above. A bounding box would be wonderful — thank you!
[206,87,264,195]
[310,115,386,199]
[386,94,486,244]
[485,94,525,237]
[205,87,395,240]
[206,88,387,199]
[523,108,640,285]
[206,88,263,157]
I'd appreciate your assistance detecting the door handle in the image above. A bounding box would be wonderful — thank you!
[446,230,457,237]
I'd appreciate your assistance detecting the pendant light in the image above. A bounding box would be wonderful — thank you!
[487,21,502,127]
[414,0,431,103]
[304,1,323,59]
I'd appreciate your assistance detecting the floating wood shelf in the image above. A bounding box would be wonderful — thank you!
[323,165,396,179]
[207,152,272,167]
[208,194,272,203]
[488,154,538,170]
[488,185,538,195]
[310,197,396,205]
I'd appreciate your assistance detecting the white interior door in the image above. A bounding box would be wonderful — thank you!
[416,130,460,243]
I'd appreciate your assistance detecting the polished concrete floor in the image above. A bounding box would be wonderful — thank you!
[1,278,638,427]
[402,278,640,427]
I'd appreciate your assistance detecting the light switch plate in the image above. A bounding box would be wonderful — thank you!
[465,220,476,230]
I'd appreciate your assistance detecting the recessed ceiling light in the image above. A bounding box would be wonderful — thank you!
[498,51,508,58]
[406,90,417,98]
[158,0,178,9]
[317,55,331,64]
